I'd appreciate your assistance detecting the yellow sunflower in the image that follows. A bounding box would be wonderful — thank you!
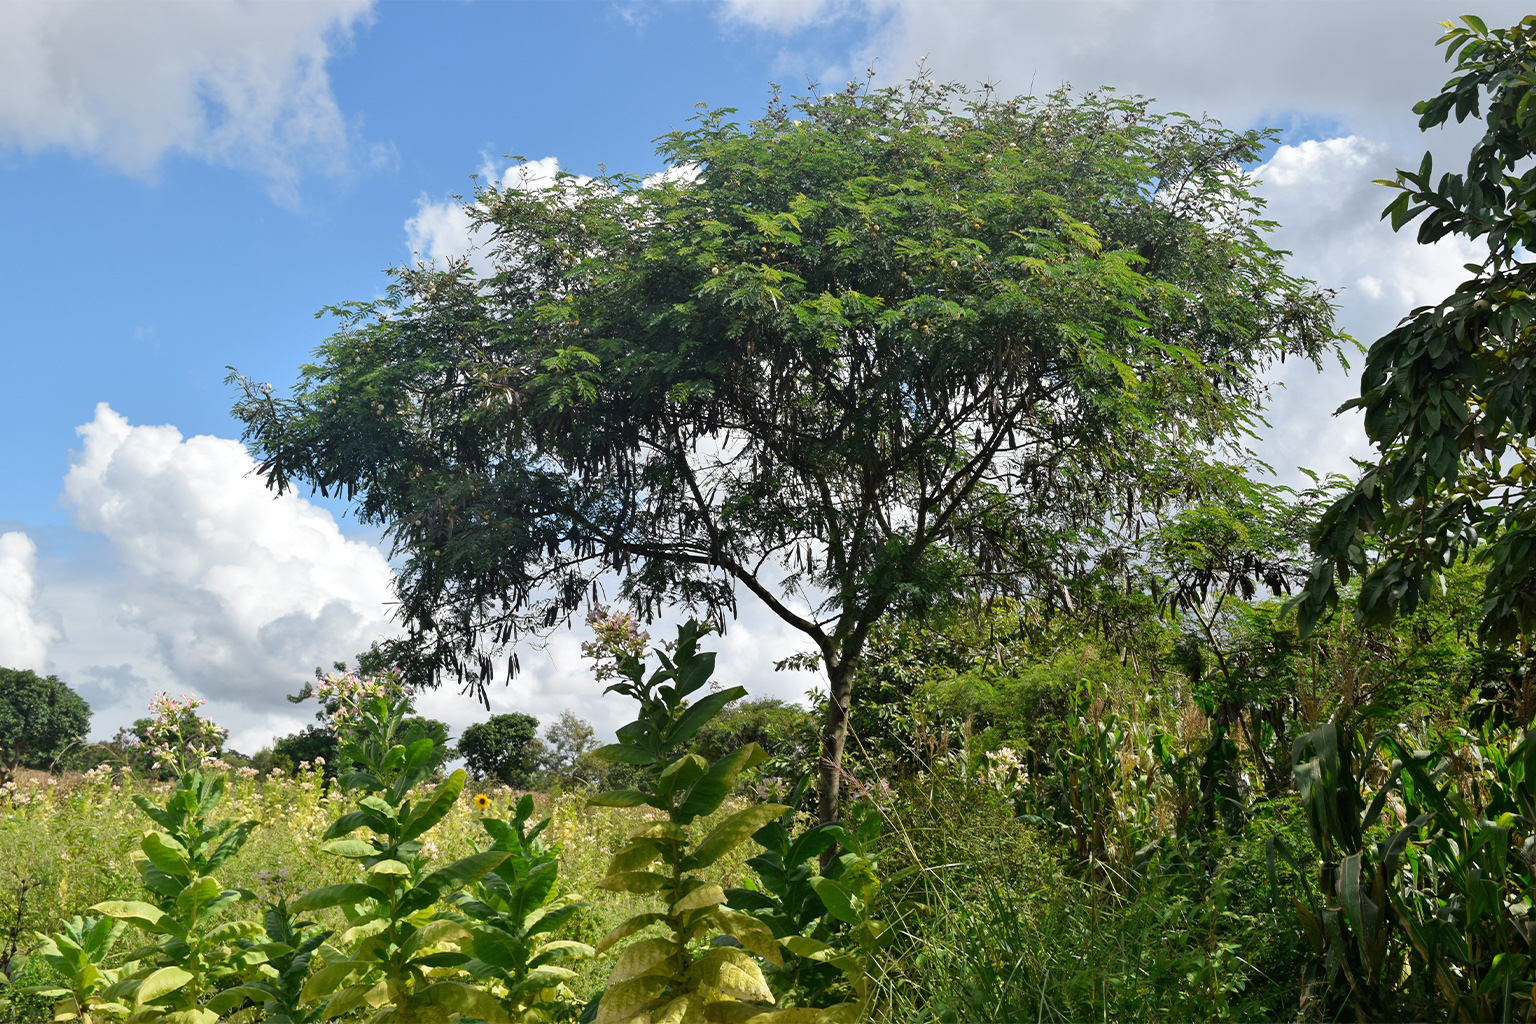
[473,793,491,810]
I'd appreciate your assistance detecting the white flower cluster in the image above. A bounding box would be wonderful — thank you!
[581,606,652,681]
[984,746,1025,792]
[0,779,34,805]
[314,669,402,733]
[145,691,228,775]
[0,775,53,807]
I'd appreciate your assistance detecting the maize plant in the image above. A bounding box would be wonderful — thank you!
[587,619,798,1024]
[289,675,512,1023]
[1272,719,1536,1020]
[1386,725,1536,1022]
[1267,721,1425,1021]
[1014,686,1158,872]
[1146,725,1244,851]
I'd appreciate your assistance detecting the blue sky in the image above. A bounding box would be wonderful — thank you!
[0,0,1527,753]
[1,2,869,531]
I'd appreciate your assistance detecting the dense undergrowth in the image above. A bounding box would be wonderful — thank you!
[0,756,1325,1022]
[1,600,1527,1024]
[0,563,1530,1022]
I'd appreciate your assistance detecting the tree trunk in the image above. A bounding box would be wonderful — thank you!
[818,658,856,824]
[1237,706,1278,798]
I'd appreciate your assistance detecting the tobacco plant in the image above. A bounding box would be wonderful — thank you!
[290,673,511,1023]
[24,915,133,1023]
[727,779,851,940]
[587,620,794,1024]
[729,797,892,1020]
[211,900,334,1024]
[451,793,593,1019]
[92,766,266,1023]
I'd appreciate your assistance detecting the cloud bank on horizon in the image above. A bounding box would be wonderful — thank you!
[0,532,56,672]
[0,0,1527,755]
[27,404,400,753]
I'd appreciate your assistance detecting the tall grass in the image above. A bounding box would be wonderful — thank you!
[0,756,1347,1022]
[867,778,1313,1023]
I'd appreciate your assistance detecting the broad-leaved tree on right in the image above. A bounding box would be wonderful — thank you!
[1299,17,1536,713]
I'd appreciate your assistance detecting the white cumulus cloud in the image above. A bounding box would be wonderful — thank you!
[405,157,576,271]
[725,1,1526,149]
[1246,135,1484,483]
[58,403,398,722]
[0,0,374,201]
[0,531,59,672]
[1255,137,1482,316]
[405,158,700,272]
[721,0,847,32]
[15,404,815,755]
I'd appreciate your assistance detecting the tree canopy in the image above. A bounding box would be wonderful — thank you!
[1297,16,1536,652]
[0,667,91,779]
[234,75,1340,818]
[459,712,542,788]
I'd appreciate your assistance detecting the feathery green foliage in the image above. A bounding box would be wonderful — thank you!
[231,73,1342,824]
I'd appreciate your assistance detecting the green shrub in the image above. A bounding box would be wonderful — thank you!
[92,765,265,1022]
[286,669,510,1023]
[451,793,592,1019]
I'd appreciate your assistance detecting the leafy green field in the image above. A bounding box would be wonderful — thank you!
[0,756,1322,1022]
[3,601,1536,1024]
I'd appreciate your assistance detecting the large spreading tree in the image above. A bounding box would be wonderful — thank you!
[234,77,1339,819]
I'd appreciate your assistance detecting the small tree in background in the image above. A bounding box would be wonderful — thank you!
[691,697,819,770]
[460,713,543,788]
[541,709,598,787]
[271,725,339,778]
[0,668,91,782]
